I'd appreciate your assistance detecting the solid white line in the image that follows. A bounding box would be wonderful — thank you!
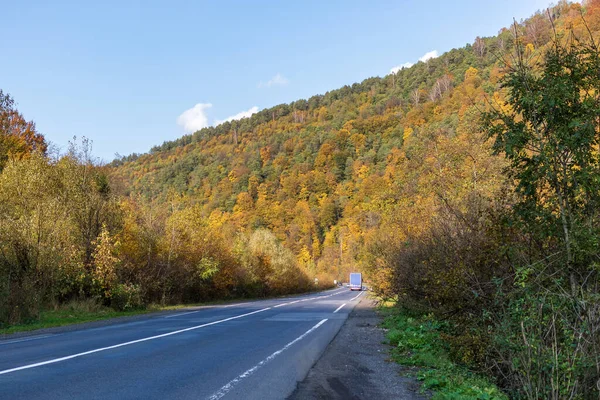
[163,303,250,318]
[168,290,346,315]
[350,291,364,301]
[0,307,272,376]
[333,303,346,313]
[272,289,345,309]
[207,319,328,400]
[0,334,54,346]
[222,303,246,308]
[163,310,207,318]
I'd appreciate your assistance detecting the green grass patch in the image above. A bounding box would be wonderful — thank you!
[381,307,507,400]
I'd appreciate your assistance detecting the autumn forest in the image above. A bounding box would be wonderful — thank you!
[2,1,600,398]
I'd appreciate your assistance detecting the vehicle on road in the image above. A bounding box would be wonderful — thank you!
[349,273,362,291]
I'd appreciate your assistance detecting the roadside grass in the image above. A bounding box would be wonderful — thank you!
[0,287,334,335]
[380,306,507,400]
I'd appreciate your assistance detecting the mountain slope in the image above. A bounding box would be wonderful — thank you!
[110,4,587,281]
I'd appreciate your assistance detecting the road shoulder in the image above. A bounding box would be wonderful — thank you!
[288,294,426,400]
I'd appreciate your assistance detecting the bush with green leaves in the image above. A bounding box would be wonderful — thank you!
[483,29,600,398]
[382,309,508,400]
[110,283,143,311]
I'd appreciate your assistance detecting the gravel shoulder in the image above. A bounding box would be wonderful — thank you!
[288,294,426,400]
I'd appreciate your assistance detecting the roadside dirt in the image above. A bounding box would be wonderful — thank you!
[288,295,426,400]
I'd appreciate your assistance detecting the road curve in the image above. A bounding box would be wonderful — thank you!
[0,288,364,399]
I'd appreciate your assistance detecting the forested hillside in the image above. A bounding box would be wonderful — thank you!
[2,1,600,397]
[111,15,504,283]
[110,2,589,292]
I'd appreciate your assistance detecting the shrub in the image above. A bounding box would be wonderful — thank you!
[110,283,143,311]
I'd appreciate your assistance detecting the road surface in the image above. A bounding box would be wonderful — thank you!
[0,288,364,399]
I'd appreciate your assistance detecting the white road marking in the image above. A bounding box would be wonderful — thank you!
[273,299,302,308]
[207,319,328,400]
[350,291,364,301]
[333,303,346,313]
[163,310,208,318]
[166,289,345,316]
[0,334,54,346]
[163,303,248,318]
[272,289,345,309]
[0,307,272,376]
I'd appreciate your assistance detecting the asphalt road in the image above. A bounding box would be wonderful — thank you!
[0,288,364,400]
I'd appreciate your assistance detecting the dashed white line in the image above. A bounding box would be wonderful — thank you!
[0,307,272,376]
[350,291,364,301]
[333,303,346,313]
[273,299,302,308]
[207,319,329,400]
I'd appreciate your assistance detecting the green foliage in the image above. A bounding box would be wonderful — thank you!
[382,308,508,400]
[484,30,600,273]
[110,283,143,311]
[491,285,600,399]
[482,27,600,398]
[196,257,220,281]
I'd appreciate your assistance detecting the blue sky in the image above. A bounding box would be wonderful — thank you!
[2,0,552,161]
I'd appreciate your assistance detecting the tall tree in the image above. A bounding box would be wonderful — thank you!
[485,31,600,285]
[0,90,47,171]
[484,28,600,398]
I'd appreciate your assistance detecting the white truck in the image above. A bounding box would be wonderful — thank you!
[349,272,362,291]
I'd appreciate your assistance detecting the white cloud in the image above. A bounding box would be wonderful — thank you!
[214,106,259,126]
[389,50,439,75]
[258,73,289,88]
[177,103,212,133]
[419,50,438,62]
[177,104,260,132]
[390,62,414,74]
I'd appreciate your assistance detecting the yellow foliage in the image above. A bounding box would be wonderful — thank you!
[356,164,370,179]
[526,43,535,54]
[208,209,229,230]
[92,224,119,298]
[465,66,479,80]
[227,170,237,182]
